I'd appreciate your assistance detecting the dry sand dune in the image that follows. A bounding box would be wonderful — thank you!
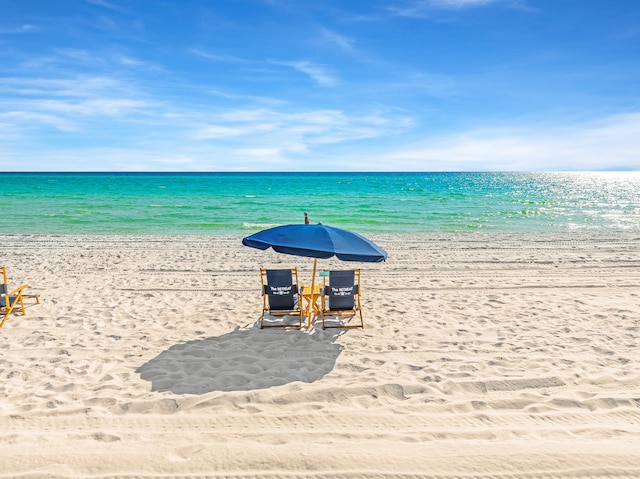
[1,233,639,478]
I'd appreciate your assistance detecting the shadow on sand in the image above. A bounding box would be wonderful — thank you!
[136,323,344,394]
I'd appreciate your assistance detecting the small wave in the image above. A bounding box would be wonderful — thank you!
[148,204,193,209]
[242,222,279,229]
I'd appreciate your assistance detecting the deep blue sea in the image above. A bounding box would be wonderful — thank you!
[1,172,639,234]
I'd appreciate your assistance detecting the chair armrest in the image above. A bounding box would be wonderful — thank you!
[9,284,29,297]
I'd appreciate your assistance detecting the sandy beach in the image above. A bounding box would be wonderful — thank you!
[1,233,639,478]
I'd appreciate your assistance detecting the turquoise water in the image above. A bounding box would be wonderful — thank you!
[1,172,639,234]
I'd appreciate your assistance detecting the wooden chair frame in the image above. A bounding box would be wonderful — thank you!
[0,266,40,329]
[1,276,26,330]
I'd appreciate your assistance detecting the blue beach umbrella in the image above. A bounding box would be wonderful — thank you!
[242,223,387,326]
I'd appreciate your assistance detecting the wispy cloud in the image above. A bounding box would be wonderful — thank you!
[191,108,409,152]
[0,24,39,34]
[207,89,288,106]
[0,76,134,98]
[192,125,258,140]
[0,74,156,137]
[18,48,161,75]
[389,0,526,17]
[190,49,246,63]
[399,72,455,97]
[35,98,150,117]
[321,28,356,53]
[0,98,153,134]
[270,60,338,87]
[426,0,503,8]
[0,65,414,170]
[0,111,77,132]
[84,0,127,13]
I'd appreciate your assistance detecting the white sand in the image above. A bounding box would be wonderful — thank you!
[1,233,639,478]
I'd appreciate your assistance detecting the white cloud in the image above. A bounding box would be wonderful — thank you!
[191,108,405,154]
[113,54,161,71]
[321,29,356,53]
[192,125,254,139]
[17,48,161,75]
[427,0,501,8]
[375,113,640,171]
[271,60,338,87]
[399,72,455,97]
[389,0,525,17]
[0,75,155,134]
[84,0,128,14]
[0,24,39,34]
[190,49,245,63]
[238,147,283,157]
[0,104,410,170]
[153,155,197,166]
[207,89,287,106]
[0,111,77,132]
[5,112,638,171]
[59,98,150,116]
[0,76,127,98]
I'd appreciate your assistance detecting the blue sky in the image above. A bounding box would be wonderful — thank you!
[1,0,639,171]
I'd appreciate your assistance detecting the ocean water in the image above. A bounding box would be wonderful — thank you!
[1,172,639,235]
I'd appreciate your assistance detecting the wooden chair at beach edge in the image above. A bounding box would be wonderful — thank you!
[319,269,364,330]
[2,266,40,305]
[1,266,40,329]
[259,268,303,329]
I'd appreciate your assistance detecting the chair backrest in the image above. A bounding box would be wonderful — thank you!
[325,270,359,311]
[262,269,298,311]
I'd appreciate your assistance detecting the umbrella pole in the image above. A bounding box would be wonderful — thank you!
[308,258,317,328]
